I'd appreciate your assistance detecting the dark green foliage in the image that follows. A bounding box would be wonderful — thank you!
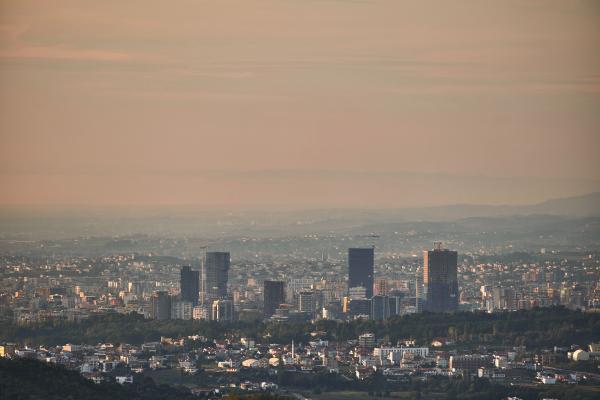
[418,375,600,400]
[0,358,291,400]
[313,307,600,348]
[1,357,598,400]
[0,358,194,400]
[277,372,600,400]
[0,312,261,346]
[1,307,598,349]
[225,395,291,400]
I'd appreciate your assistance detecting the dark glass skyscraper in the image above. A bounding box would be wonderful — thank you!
[423,244,458,312]
[203,252,230,300]
[180,266,200,306]
[348,247,374,298]
[263,280,285,317]
[371,295,388,320]
[152,291,171,320]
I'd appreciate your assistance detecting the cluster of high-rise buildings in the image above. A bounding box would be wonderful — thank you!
[335,243,458,320]
[151,244,460,322]
[6,241,596,327]
[151,251,233,322]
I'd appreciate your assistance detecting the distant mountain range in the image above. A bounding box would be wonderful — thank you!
[0,192,598,240]
[383,191,600,221]
[526,191,600,215]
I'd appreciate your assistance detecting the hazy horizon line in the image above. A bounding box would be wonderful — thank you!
[2,168,599,182]
[0,191,597,212]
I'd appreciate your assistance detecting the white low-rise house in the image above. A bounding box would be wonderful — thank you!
[89,375,104,384]
[116,376,133,384]
[537,372,557,384]
[478,367,506,380]
[15,349,37,359]
[309,339,329,347]
[217,359,236,369]
[359,354,379,367]
[80,362,99,373]
[141,342,161,353]
[494,355,508,368]
[541,376,556,384]
[130,364,145,374]
[179,360,198,374]
[374,347,429,365]
[149,355,166,369]
[260,382,278,390]
[383,368,411,377]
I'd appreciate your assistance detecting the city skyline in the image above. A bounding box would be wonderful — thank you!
[152,242,460,322]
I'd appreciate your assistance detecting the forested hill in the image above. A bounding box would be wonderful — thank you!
[0,358,194,400]
[0,358,289,400]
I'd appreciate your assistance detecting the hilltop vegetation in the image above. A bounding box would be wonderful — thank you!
[0,358,194,400]
[1,307,598,349]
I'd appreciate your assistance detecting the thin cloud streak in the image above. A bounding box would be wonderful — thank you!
[0,45,133,62]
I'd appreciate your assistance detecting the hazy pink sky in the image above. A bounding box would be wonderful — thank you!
[1,0,599,207]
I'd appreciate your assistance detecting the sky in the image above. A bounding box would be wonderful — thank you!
[0,0,599,208]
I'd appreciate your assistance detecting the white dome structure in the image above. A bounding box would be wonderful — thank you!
[572,349,590,361]
[242,358,260,368]
[269,357,280,367]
